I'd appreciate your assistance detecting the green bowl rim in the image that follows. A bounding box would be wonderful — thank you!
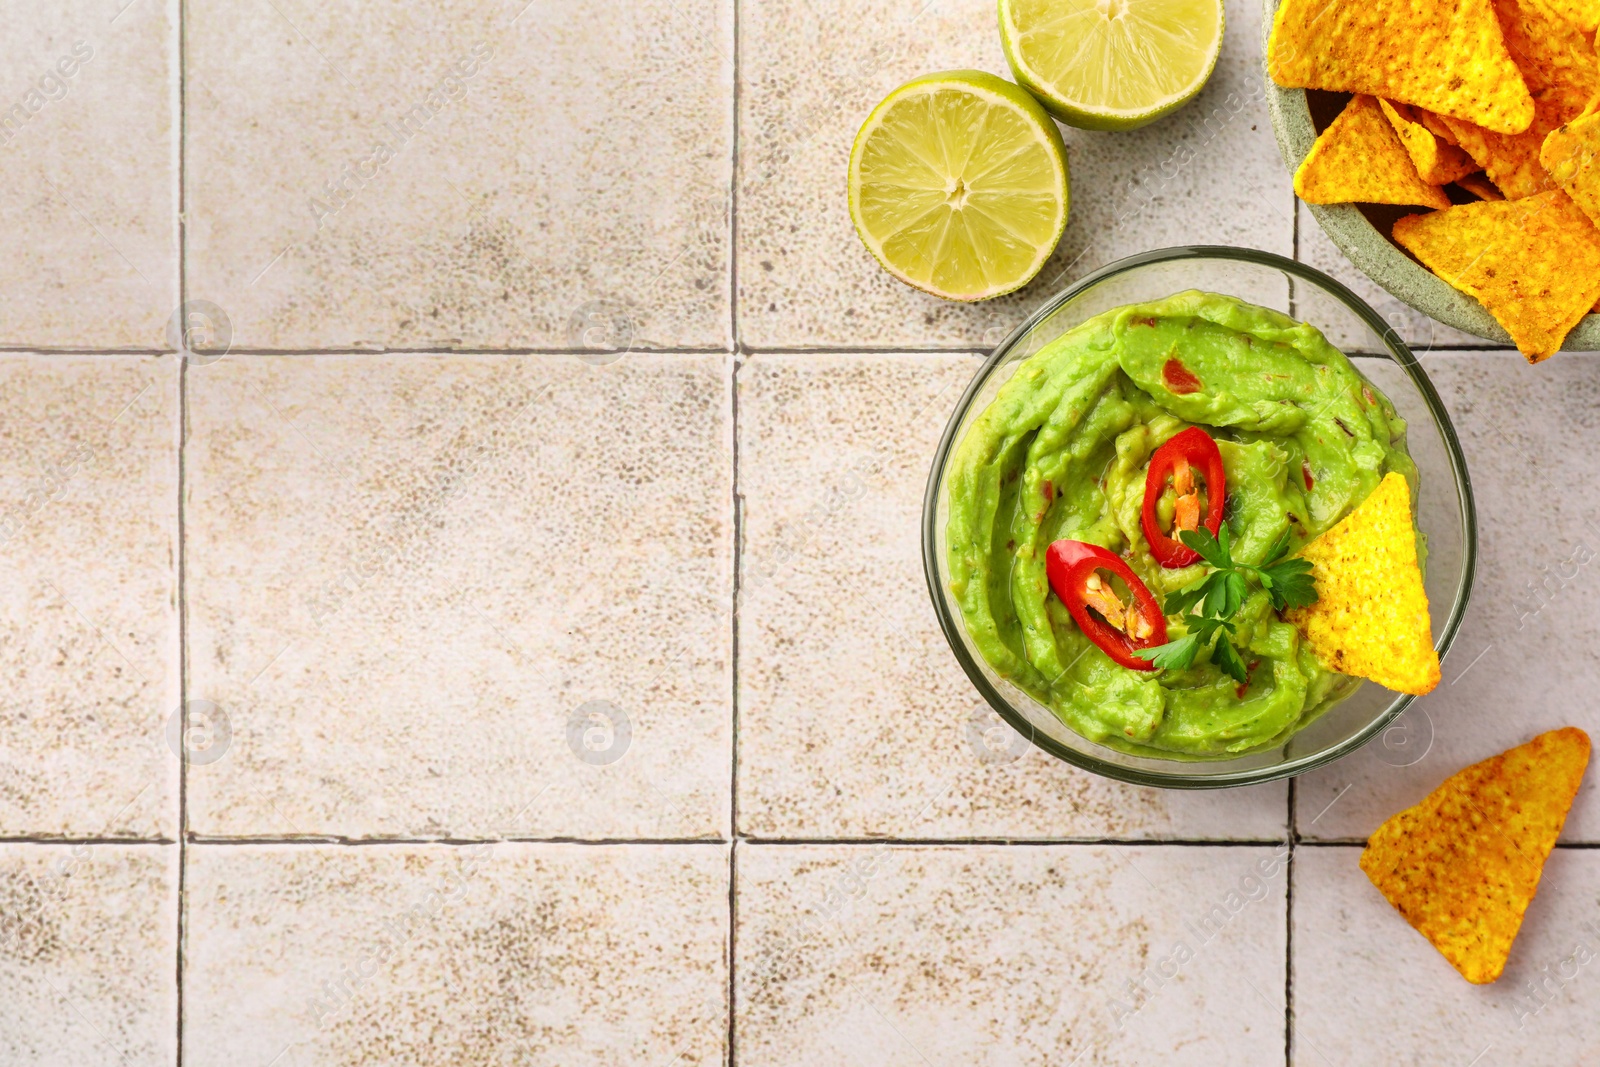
[1258,0,1600,350]
[919,244,1479,789]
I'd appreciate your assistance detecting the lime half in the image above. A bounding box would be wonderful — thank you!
[848,70,1069,303]
[999,0,1224,130]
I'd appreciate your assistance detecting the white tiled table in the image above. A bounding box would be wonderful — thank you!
[0,1,1591,1064]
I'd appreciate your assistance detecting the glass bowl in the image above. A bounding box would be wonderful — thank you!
[921,246,1477,788]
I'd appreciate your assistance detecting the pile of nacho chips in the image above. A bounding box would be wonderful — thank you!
[1270,0,1600,361]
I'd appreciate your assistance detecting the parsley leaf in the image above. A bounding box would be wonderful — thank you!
[1179,527,1230,570]
[1213,632,1250,684]
[1134,632,1200,670]
[1259,556,1318,610]
[1163,576,1213,617]
[1263,527,1294,566]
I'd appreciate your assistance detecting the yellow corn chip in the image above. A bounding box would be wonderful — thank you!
[1542,109,1600,227]
[1527,0,1599,31]
[1287,472,1439,694]
[1361,727,1591,984]
[1418,108,1462,145]
[1295,96,1451,208]
[1267,0,1534,134]
[1454,172,1505,200]
[1496,0,1599,107]
[1393,190,1600,359]
[1440,99,1566,199]
[1380,99,1480,184]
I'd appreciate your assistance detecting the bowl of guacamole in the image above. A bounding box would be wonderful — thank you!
[923,247,1477,787]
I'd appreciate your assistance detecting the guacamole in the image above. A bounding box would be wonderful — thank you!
[946,291,1418,758]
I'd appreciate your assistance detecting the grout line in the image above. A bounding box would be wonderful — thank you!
[728,0,740,354]
[727,839,738,1067]
[3,834,1598,848]
[181,835,737,847]
[0,343,1544,357]
[174,0,189,1060]
[727,5,741,1055]
[1284,778,1296,1067]
[0,837,177,846]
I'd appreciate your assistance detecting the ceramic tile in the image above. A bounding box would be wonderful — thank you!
[1292,845,1600,1065]
[736,354,1289,839]
[183,842,728,1066]
[185,0,732,350]
[184,353,732,838]
[736,843,1288,1065]
[0,844,177,1066]
[0,355,177,837]
[1297,352,1600,842]
[0,0,177,348]
[737,0,1290,350]
[1295,201,1483,353]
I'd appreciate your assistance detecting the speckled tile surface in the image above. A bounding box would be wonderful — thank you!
[183,843,728,1066]
[737,0,1288,350]
[0,844,177,1066]
[0,0,1592,1060]
[0,355,178,838]
[184,354,733,838]
[737,843,1289,1065]
[1292,846,1600,1065]
[185,0,732,350]
[0,0,177,348]
[1296,353,1600,844]
[737,353,1289,839]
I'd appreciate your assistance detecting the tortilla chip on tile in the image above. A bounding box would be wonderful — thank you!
[1267,0,1534,134]
[1392,190,1600,360]
[1295,95,1451,208]
[1361,728,1591,984]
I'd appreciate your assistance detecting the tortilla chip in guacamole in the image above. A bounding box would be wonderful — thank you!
[1296,96,1451,208]
[1267,0,1534,134]
[1361,727,1591,984]
[1287,472,1439,695]
[1393,190,1600,360]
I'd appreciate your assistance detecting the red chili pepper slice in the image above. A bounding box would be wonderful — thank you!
[1140,426,1226,569]
[1045,540,1167,672]
[1162,359,1202,395]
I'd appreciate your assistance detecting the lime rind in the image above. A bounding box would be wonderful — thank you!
[999,0,1225,131]
[848,70,1070,302]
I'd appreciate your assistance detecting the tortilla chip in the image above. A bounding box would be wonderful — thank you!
[1454,172,1505,200]
[1495,0,1599,107]
[1529,0,1599,31]
[1381,99,1480,184]
[1287,472,1439,694]
[1360,727,1591,984]
[1418,108,1462,145]
[1267,0,1534,134]
[1542,108,1600,226]
[1295,96,1451,208]
[1393,190,1600,359]
[1440,98,1566,199]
